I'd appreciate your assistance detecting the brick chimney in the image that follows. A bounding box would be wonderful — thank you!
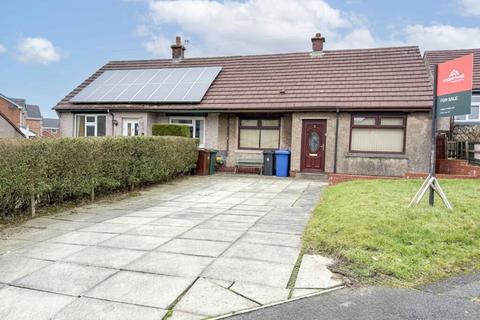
[311,33,325,54]
[171,36,185,61]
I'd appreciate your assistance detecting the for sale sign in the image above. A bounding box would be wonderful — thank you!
[436,54,473,117]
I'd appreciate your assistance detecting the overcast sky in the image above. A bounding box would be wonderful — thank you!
[1,0,479,118]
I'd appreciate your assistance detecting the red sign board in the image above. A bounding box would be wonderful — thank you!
[436,54,473,117]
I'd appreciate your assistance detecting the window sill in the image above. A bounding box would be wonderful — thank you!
[345,152,408,159]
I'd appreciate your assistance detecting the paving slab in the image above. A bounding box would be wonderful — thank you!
[0,255,52,283]
[250,223,305,235]
[126,251,213,277]
[86,271,195,309]
[222,209,267,217]
[79,222,137,234]
[44,220,93,231]
[150,217,202,227]
[6,227,64,242]
[241,231,302,248]
[202,257,294,288]
[198,220,253,231]
[291,288,323,298]
[0,286,75,320]
[14,262,116,296]
[52,297,167,320]
[0,239,34,254]
[63,246,145,269]
[230,282,290,305]
[222,242,299,265]
[127,224,189,237]
[47,231,116,245]
[13,242,87,260]
[212,214,260,223]
[181,228,243,242]
[169,311,206,320]
[158,238,230,257]
[175,278,258,316]
[103,216,158,225]
[99,234,171,250]
[204,277,234,288]
[294,255,343,289]
[233,204,274,212]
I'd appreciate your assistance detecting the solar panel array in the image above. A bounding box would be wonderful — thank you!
[71,66,222,103]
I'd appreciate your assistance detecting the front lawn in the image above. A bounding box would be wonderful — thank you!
[303,179,480,287]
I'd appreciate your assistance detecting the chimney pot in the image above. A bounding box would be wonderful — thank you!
[311,33,325,53]
[171,35,186,61]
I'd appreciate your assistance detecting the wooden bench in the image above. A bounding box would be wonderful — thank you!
[235,158,263,174]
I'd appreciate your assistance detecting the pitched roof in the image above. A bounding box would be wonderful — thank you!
[25,104,42,119]
[0,94,24,109]
[424,49,480,91]
[9,98,26,109]
[55,46,433,112]
[42,118,59,128]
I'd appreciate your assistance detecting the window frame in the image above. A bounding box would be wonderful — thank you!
[238,117,281,150]
[455,103,480,122]
[349,113,407,154]
[74,114,107,137]
[169,116,206,147]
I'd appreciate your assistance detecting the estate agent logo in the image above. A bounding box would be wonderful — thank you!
[443,69,465,84]
[436,54,473,117]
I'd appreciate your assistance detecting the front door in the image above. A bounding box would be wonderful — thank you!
[301,120,326,172]
[123,119,140,136]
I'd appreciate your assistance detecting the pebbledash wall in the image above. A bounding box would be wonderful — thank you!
[58,110,431,177]
[290,112,431,176]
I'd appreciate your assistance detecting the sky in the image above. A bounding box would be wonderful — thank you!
[1,0,479,118]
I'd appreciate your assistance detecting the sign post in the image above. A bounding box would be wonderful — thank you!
[409,54,473,210]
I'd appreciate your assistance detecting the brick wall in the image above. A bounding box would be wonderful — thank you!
[328,173,399,185]
[405,172,479,179]
[0,99,21,128]
[26,119,42,135]
[436,159,480,177]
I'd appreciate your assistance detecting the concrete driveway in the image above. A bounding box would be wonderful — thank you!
[0,175,337,320]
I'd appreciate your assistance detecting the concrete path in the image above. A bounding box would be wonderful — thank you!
[0,175,340,320]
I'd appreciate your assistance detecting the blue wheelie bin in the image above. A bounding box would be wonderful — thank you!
[275,149,290,177]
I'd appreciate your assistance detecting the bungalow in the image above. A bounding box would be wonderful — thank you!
[55,34,434,177]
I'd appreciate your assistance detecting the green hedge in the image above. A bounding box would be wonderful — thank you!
[152,124,191,138]
[0,136,198,217]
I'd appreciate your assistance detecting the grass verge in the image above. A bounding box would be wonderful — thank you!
[303,179,480,287]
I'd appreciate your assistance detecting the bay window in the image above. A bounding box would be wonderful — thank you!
[75,114,106,137]
[239,118,280,149]
[169,117,205,147]
[350,114,406,153]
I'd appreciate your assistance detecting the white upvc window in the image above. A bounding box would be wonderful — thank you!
[75,114,106,137]
[169,116,205,147]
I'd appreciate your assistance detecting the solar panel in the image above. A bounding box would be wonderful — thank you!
[71,67,222,103]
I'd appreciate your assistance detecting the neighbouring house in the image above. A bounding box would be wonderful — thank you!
[25,104,43,135]
[42,118,60,137]
[424,49,480,134]
[55,34,434,177]
[0,109,25,138]
[0,94,34,138]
